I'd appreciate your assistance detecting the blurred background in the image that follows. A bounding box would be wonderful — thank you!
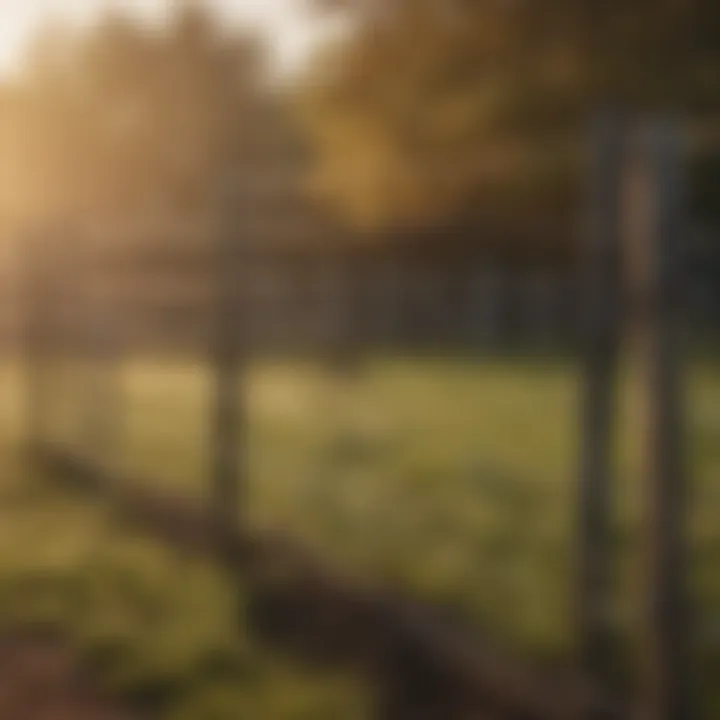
[0,1,718,718]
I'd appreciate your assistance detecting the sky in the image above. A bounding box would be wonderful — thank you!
[0,0,345,77]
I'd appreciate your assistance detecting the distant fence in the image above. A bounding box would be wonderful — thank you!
[17,232,717,358]
[115,257,582,355]
[21,116,694,719]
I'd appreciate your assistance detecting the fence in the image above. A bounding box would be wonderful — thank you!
[21,116,693,719]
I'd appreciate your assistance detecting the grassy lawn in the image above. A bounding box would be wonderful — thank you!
[2,354,720,715]
[0,361,370,720]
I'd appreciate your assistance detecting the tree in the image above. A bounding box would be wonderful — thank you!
[1,2,277,231]
[300,0,720,237]
[0,1,321,344]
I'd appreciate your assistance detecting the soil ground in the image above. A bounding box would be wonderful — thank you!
[0,633,136,720]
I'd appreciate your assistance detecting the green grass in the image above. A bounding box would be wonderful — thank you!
[0,360,371,720]
[2,354,720,716]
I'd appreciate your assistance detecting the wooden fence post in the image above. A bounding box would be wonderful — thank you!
[78,223,124,485]
[22,228,48,456]
[626,120,691,720]
[577,112,624,714]
[210,178,245,544]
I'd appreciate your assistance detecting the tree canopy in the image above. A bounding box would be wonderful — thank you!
[300,0,720,234]
[2,0,719,251]
[0,3,282,232]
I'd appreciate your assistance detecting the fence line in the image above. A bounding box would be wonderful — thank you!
[626,120,692,720]
[20,117,693,719]
[576,111,624,714]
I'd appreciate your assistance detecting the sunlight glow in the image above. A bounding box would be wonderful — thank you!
[0,0,339,76]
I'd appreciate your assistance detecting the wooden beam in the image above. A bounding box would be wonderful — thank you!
[209,178,246,543]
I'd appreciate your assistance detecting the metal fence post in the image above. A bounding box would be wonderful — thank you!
[626,119,692,720]
[577,112,624,715]
[78,223,124,487]
[210,177,245,545]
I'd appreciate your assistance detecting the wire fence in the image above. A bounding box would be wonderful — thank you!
[20,116,698,718]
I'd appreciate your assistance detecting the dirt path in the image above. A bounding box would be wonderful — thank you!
[0,633,136,720]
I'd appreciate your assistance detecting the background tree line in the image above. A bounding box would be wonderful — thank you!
[0,0,718,258]
[303,0,720,239]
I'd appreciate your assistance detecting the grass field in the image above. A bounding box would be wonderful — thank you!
[2,355,720,717]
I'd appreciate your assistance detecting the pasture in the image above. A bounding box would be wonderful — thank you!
[2,356,720,716]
